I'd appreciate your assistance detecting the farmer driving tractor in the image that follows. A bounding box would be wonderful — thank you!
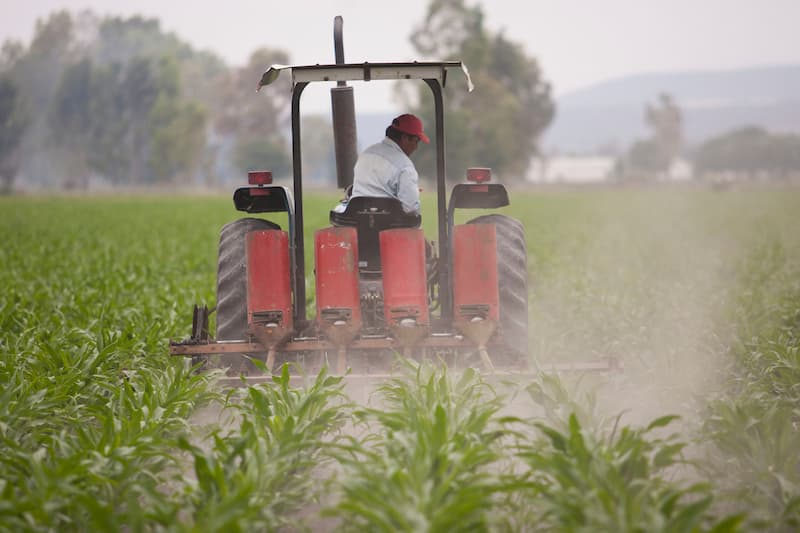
[337,113,428,215]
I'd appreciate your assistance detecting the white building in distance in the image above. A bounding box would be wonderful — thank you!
[527,156,616,184]
[527,155,694,183]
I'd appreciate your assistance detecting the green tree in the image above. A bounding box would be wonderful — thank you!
[218,48,292,182]
[17,11,80,110]
[81,13,225,184]
[92,15,181,66]
[620,93,683,180]
[0,76,29,192]
[48,58,94,187]
[4,9,291,188]
[48,54,208,186]
[149,95,207,183]
[2,11,82,188]
[214,48,290,136]
[693,126,800,180]
[300,115,336,184]
[408,0,554,183]
[233,137,291,179]
[121,56,161,184]
[646,92,682,168]
[0,41,25,71]
[87,62,130,183]
[620,139,664,180]
[89,14,227,113]
[767,133,800,178]
[88,17,220,184]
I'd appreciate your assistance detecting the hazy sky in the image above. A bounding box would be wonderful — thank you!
[2,0,799,112]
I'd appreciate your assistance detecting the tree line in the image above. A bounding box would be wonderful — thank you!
[618,93,800,182]
[7,2,788,191]
[407,0,554,182]
[0,1,557,193]
[693,126,800,180]
[0,11,294,192]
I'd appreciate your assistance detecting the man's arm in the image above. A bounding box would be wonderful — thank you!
[396,167,421,214]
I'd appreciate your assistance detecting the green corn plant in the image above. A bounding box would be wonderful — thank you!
[699,241,800,531]
[175,364,349,532]
[2,190,800,530]
[0,198,223,532]
[523,370,607,435]
[0,358,216,532]
[515,413,743,532]
[702,396,800,531]
[736,311,800,409]
[327,360,526,533]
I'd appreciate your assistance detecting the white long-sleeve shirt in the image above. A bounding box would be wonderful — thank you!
[350,137,420,214]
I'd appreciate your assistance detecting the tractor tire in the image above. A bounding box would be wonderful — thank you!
[466,214,529,366]
[216,217,281,341]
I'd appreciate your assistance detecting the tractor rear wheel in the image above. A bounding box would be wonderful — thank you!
[466,214,529,366]
[202,217,280,372]
[216,217,281,340]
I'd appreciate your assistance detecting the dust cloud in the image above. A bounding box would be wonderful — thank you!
[192,191,749,436]
[525,191,746,434]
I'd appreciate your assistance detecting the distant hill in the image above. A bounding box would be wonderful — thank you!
[542,64,800,153]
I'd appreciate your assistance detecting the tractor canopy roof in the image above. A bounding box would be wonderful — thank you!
[257,61,474,92]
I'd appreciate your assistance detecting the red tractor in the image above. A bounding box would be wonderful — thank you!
[171,19,530,381]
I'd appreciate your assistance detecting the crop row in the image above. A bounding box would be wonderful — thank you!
[1,190,798,531]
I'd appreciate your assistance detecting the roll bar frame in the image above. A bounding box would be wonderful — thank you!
[258,61,473,327]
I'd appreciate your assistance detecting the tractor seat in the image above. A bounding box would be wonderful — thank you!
[330,196,421,272]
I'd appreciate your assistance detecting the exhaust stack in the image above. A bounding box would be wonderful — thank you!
[331,16,358,190]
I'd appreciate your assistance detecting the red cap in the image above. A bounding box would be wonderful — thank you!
[391,114,429,144]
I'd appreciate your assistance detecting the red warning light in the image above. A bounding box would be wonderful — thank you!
[466,167,491,183]
[248,170,273,185]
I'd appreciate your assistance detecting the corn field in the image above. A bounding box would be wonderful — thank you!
[1,189,798,532]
